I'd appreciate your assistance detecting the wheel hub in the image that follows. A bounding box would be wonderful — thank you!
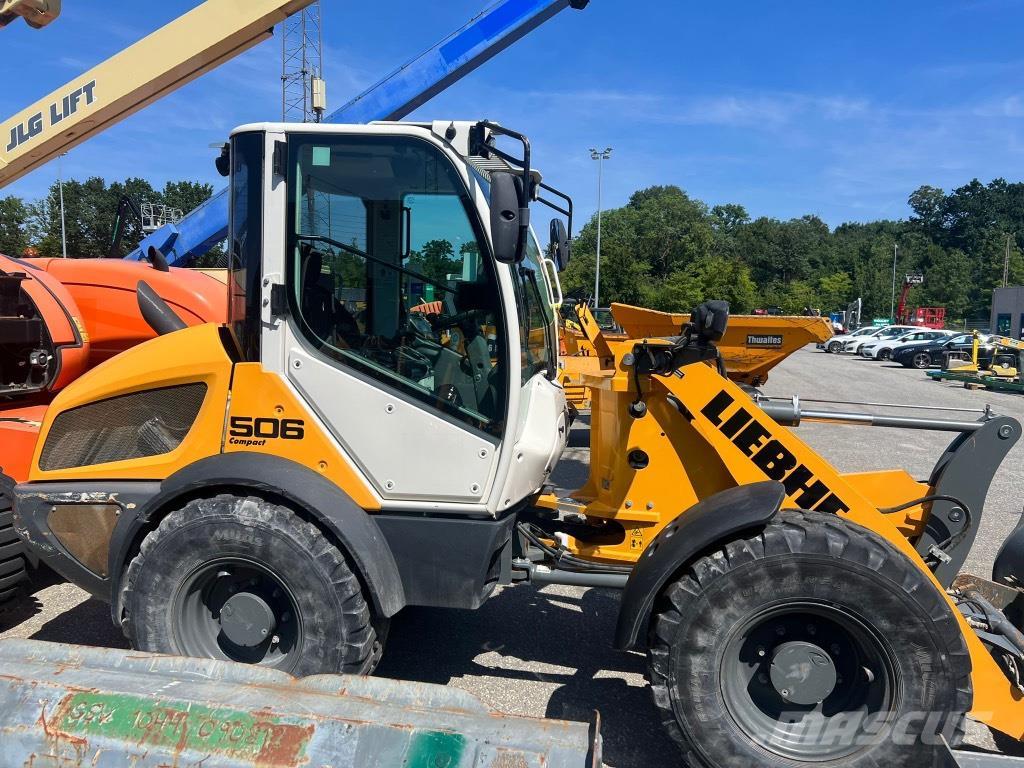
[769,640,838,706]
[219,592,277,648]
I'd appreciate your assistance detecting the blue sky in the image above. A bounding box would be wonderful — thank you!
[3,0,1024,230]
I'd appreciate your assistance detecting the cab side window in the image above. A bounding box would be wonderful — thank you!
[287,135,507,435]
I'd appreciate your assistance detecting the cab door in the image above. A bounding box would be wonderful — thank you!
[276,132,512,509]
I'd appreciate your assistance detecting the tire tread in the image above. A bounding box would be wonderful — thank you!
[647,510,972,767]
[119,494,380,674]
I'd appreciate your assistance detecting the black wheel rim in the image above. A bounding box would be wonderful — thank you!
[880,349,891,360]
[720,601,899,761]
[172,557,303,670]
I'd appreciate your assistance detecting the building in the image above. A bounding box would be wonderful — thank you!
[990,286,1024,338]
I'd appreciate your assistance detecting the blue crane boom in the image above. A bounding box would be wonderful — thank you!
[127,0,588,266]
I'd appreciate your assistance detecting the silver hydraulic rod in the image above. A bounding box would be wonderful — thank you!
[760,396,990,415]
[518,561,629,589]
[797,409,983,433]
[758,398,984,433]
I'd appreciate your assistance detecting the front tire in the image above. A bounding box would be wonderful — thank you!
[0,480,27,604]
[878,348,892,361]
[647,511,971,768]
[120,495,383,676]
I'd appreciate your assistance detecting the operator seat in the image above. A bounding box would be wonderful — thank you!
[453,279,503,416]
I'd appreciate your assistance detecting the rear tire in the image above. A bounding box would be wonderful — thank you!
[647,510,971,768]
[911,352,932,369]
[827,341,842,353]
[879,348,892,361]
[0,480,27,604]
[120,495,384,677]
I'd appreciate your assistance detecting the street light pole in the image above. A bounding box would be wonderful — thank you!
[590,147,612,307]
[890,243,898,322]
[58,152,68,259]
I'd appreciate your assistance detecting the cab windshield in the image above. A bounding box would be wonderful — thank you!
[519,231,556,383]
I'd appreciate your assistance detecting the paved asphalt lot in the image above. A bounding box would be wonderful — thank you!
[2,345,1023,765]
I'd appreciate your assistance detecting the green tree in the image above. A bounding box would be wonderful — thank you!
[0,196,30,256]
[407,239,460,284]
[625,185,714,279]
[817,272,853,311]
[698,256,757,312]
[916,248,972,320]
[639,269,703,312]
[160,180,213,216]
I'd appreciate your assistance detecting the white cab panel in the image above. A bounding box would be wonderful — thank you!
[286,341,498,505]
[494,374,568,512]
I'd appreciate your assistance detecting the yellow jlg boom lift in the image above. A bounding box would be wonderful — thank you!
[10,119,1024,766]
[0,0,59,29]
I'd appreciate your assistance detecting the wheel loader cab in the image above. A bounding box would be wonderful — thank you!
[14,121,571,653]
[225,121,568,512]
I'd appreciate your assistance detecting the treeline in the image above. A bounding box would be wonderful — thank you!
[0,177,213,259]
[560,180,1024,321]
[3,174,1021,322]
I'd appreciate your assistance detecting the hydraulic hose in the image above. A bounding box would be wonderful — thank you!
[879,494,974,567]
[962,588,1024,659]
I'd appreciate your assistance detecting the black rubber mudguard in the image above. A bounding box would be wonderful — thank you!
[613,480,785,651]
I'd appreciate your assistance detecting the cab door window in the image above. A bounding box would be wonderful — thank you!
[287,134,507,435]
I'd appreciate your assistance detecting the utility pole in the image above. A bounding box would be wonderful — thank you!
[1004,234,1012,287]
[590,147,612,307]
[889,243,897,322]
[58,152,67,258]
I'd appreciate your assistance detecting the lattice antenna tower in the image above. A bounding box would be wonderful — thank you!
[282,3,331,237]
[281,2,326,123]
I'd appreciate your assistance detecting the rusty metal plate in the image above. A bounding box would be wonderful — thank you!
[0,639,599,767]
[46,503,118,575]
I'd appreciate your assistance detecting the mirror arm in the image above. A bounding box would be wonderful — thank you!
[516,207,530,262]
[537,181,573,241]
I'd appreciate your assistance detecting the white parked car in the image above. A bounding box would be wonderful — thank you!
[818,325,879,354]
[819,325,917,354]
[842,325,919,354]
[858,329,954,360]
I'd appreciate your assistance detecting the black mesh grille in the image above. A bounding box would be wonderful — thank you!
[39,383,207,471]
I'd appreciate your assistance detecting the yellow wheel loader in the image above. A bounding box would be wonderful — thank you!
[9,119,1024,767]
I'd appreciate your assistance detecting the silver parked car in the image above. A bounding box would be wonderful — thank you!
[858,329,954,360]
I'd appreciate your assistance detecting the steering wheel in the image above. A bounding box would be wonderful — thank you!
[432,308,488,333]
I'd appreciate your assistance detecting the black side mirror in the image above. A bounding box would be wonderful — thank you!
[214,143,230,178]
[490,171,526,264]
[549,218,570,271]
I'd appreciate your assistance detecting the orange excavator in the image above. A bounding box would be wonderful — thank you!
[0,253,225,597]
